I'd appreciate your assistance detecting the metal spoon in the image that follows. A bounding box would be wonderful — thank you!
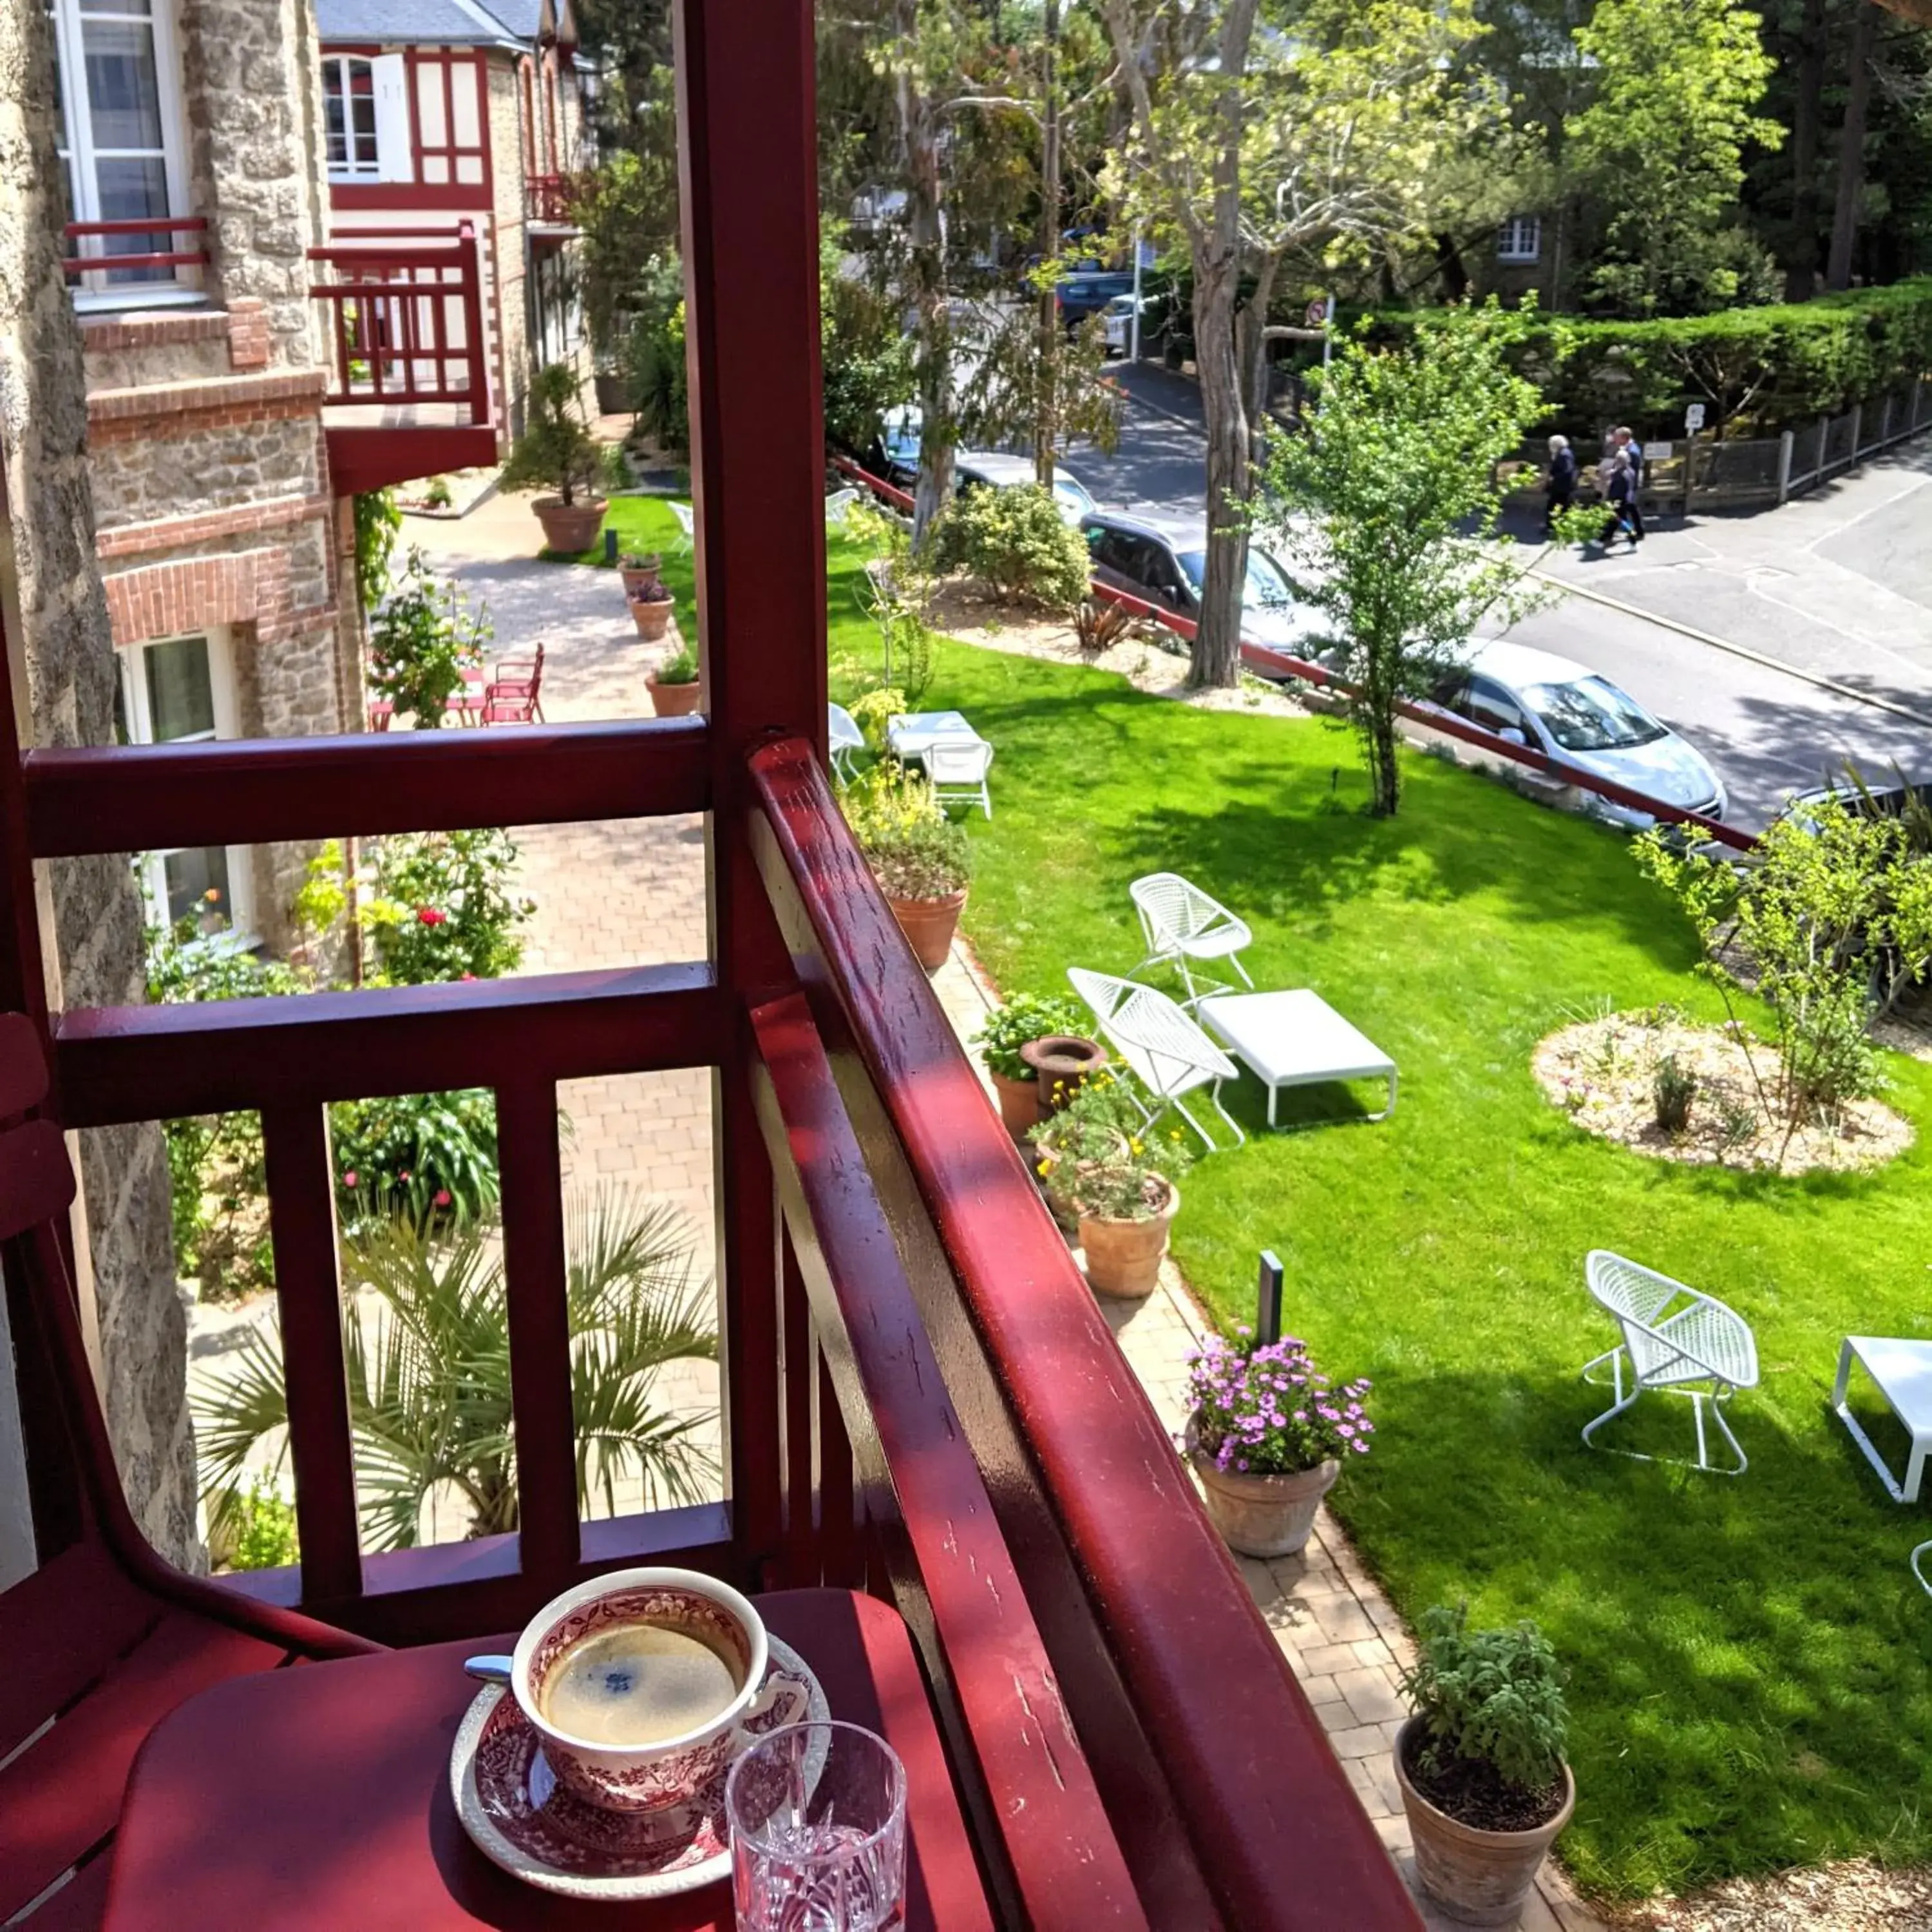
[464,1654,514,1685]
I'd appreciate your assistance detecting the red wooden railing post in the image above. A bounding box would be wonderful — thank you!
[675,0,828,1581]
[454,220,489,426]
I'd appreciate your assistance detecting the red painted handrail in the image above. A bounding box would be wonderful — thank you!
[526,173,576,225]
[748,735,1424,1932]
[62,216,209,278]
[307,220,491,424]
[830,455,1756,851]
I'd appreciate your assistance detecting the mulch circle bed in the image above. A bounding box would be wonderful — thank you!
[1400,1727,1566,1835]
[1531,1008,1913,1177]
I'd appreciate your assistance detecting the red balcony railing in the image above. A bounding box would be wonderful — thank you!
[62,215,209,279]
[525,172,578,225]
[308,222,498,493]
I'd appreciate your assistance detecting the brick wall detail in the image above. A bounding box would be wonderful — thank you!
[95,491,333,560]
[86,368,328,443]
[227,298,272,371]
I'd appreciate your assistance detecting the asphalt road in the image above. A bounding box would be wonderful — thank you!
[1062,365,1932,833]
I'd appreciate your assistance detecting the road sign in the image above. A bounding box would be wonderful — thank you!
[1684,402,1707,434]
[1306,297,1330,329]
[1643,440,1674,462]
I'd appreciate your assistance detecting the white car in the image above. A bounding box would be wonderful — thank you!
[1430,639,1727,829]
[954,450,1097,525]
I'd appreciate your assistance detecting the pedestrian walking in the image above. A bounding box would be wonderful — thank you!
[1544,434,1577,538]
[1612,426,1646,544]
[1599,451,1636,550]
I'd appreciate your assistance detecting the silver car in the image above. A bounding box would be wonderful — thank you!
[1432,639,1727,829]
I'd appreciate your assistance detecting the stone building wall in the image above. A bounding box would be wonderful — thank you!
[0,0,200,1569]
[489,55,534,442]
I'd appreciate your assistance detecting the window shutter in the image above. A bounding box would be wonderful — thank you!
[373,53,413,183]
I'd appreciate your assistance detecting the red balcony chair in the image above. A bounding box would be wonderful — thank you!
[476,644,545,726]
[0,1014,377,1931]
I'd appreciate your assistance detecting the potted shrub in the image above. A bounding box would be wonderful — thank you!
[974,994,1097,1139]
[1028,1070,1137,1229]
[620,551,664,599]
[629,574,676,641]
[1394,1605,1573,1927]
[842,764,972,971]
[1075,1126,1194,1299]
[499,362,610,554]
[645,641,702,716]
[1184,1332,1372,1557]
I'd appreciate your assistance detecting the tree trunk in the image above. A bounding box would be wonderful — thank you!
[897,0,952,544]
[1783,0,1828,300]
[1034,0,1061,488]
[1187,0,1261,690]
[1237,247,1285,435]
[1826,0,1879,291]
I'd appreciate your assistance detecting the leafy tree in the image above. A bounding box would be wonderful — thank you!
[1097,0,1499,687]
[578,150,681,357]
[1566,0,1784,315]
[1256,304,1562,817]
[196,1193,720,1552]
[623,254,690,455]
[820,228,917,457]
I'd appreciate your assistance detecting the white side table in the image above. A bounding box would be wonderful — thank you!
[1832,1335,1932,1503]
[1198,989,1397,1131]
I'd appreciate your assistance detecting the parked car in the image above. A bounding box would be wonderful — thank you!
[1056,270,1134,332]
[1430,639,1727,830]
[1101,292,1151,357]
[1077,511,1322,657]
[954,450,1097,524]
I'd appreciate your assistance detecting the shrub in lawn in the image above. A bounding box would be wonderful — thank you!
[1653,1052,1698,1134]
[932,484,1088,611]
[1073,596,1133,658]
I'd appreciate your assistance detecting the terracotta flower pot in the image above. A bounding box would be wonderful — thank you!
[1078,1178,1179,1299]
[990,1069,1041,1141]
[646,672,703,717]
[1019,1034,1108,1117]
[619,555,664,599]
[1186,1420,1338,1557]
[1394,1716,1575,1927]
[532,495,607,554]
[884,887,967,972]
[631,597,676,642]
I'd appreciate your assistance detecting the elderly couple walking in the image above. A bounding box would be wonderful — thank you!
[1544,426,1646,551]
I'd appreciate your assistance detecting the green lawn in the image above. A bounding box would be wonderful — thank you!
[895,636,1932,1903]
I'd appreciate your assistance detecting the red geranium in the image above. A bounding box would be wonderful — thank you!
[416,906,448,926]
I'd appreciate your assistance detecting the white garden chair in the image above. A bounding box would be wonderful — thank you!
[1580,1250,1760,1475]
[1129,872,1255,1009]
[828,703,865,784]
[824,486,860,528]
[1915,1543,1932,1599]
[922,738,993,819]
[669,501,696,554]
[1068,967,1245,1151]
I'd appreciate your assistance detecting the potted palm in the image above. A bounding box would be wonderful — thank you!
[499,362,611,554]
[645,641,702,715]
[1394,1605,1574,1927]
[1184,1332,1372,1556]
[1074,1127,1194,1298]
[842,764,972,971]
[974,993,1099,1139]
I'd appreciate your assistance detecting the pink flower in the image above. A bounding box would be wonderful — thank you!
[342,1170,359,1188]
[434,1189,452,1208]
[417,906,448,927]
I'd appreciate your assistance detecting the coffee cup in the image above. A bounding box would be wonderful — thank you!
[511,1567,810,1814]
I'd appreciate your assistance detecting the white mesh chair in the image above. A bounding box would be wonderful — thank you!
[1068,967,1245,1151]
[824,486,860,527]
[1915,1544,1932,1598]
[1580,1251,1760,1475]
[669,501,696,554]
[922,738,994,819]
[828,703,865,784]
[1130,873,1255,1009]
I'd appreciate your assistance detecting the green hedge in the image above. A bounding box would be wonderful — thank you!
[1359,279,1932,436]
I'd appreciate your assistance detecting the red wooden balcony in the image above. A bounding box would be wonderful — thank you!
[526,173,580,229]
[0,6,1423,1925]
[308,223,498,495]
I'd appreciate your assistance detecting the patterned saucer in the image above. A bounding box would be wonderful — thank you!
[451,1634,829,1901]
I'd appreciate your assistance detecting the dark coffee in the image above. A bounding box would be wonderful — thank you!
[539,1621,741,1746]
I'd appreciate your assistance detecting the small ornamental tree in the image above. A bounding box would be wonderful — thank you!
[500,362,609,507]
[931,484,1089,611]
[368,548,489,731]
[1258,304,1569,817]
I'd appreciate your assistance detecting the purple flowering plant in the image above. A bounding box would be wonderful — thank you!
[1186,1331,1374,1476]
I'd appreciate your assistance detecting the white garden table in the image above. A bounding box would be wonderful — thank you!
[1833,1335,1932,1503]
[1197,989,1397,1131]
[886,710,984,761]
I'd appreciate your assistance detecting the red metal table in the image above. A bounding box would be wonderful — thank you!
[101,1589,994,1931]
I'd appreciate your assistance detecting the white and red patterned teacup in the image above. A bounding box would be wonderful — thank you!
[510,1567,810,1815]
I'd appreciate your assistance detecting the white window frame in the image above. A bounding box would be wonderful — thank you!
[48,0,198,313]
[1497,215,1542,265]
[118,629,256,943]
[323,53,381,181]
